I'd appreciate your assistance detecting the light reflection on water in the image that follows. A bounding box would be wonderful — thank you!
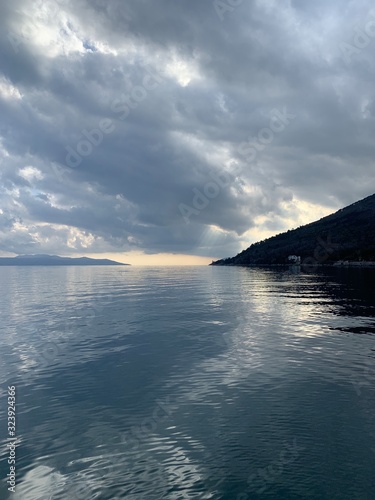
[0,266,374,499]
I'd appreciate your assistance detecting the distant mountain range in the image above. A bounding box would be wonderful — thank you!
[0,254,129,266]
[211,193,375,267]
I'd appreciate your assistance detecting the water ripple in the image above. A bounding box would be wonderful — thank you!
[0,266,374,499]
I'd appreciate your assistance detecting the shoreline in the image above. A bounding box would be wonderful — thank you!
[211,261,375,268]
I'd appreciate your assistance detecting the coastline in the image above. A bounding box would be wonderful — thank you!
[332,261,375,267]
[211,261,375,268]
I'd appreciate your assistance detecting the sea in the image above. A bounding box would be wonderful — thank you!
[0,265,374,499]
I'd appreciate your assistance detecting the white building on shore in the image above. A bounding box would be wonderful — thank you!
[288,255,301,265]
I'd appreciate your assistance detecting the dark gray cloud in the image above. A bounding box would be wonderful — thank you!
[0,0,374,258]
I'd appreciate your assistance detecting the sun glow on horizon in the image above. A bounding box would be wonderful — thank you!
[70,252,213,266]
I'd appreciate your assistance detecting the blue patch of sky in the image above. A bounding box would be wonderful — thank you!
[83,40,97,52]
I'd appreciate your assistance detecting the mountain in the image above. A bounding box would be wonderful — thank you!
[0,255,129,266]
[211,193,375,267]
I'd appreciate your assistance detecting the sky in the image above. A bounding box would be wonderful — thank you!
[0,0,374,265]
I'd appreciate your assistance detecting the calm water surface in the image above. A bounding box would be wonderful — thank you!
[0,266,374,499]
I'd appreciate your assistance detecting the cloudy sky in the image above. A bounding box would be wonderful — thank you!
[0,0,374,265]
